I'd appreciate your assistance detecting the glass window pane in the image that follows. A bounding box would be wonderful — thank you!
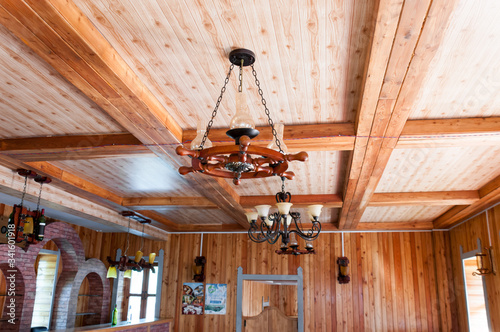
[127,296,141,323]
[146,296,156,320]
[148,269,157,295]
[129,270,143,294]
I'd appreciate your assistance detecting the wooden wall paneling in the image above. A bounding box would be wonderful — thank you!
[28,220,462,332]
[448,205,500,331]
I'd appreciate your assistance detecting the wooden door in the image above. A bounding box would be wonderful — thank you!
[243,306,298,332]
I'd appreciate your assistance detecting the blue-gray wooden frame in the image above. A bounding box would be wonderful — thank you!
[236,266,304,332]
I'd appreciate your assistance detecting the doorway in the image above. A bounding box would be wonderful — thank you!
[31,248,60,330]
[236,267,304,332]
[460,240,491,331]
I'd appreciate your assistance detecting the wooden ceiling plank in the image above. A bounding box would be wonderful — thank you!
[183,123,356,152]
[338,0,406,229]
[240,194,343,208]
[122,196,218,209]
[20,0,183,141]
[25,161,124,206]
[137,210,245,232]
[369,191,480,207]
[0,0,251,228]
[0,134,154,161]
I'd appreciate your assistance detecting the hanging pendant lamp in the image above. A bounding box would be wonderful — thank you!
[176,48,308,185]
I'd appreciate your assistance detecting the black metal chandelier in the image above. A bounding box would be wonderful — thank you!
[245,178,323,255]
[176,48,308,185]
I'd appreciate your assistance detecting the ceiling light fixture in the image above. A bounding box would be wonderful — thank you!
[107,212,155,279]
[176,48,308,185]
[245,177,322,254]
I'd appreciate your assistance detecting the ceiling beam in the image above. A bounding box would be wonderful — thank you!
[369,191,480,207]
[355,222,434,230]
[122,196,218,209]
[183,123,356,152]
[398,117,500,149]
[240,194,343,208]
[0,0,249,228]
[0,134,154,161]
[338,0,411,229]
[434,175,500,229]
[0,164,167,240]
[0,117,497,161]
[339,0,458,229]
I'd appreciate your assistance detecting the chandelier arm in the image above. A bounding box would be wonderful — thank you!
[293,211,321,239]
[200,64,234,150]
[251,64,283,154]
[289,220,322,241]
[248,225,270,243]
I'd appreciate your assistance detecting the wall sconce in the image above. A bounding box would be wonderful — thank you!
[337,257,350,284]
[473,247,496,276]
[192,256,206,282]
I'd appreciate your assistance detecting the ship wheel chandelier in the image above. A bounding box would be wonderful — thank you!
[176,48,308,185]
[245,177,323,255]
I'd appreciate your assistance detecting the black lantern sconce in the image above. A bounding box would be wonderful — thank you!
[337,257,350,284]
[193,256,206,282]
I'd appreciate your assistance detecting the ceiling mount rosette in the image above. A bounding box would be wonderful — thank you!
[176,48,308,185]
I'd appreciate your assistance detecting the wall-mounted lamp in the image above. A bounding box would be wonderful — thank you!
[193,256,206,282]
[337,257,350,284]
[473,246,496,276]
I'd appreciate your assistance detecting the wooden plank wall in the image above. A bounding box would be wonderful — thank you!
[241,281,298,317]
[162,232,459,332]
[449,204,500,331]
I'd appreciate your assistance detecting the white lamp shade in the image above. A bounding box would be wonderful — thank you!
[245,211,259,223]
[307,211,314,222]
[276,202,293,215]
[265,218,274,227]
[308,204,323,218]
[255,205,271,218]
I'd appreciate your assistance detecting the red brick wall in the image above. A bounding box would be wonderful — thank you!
[0,222,111,331]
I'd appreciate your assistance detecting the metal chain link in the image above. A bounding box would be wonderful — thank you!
[200,64,235,150]
[20,176,28,206]
[36,182,43,211]
[238,60,243,92]
[251,64,283,154]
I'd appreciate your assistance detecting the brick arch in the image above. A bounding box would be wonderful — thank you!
[0,222,109,331]
[0,264,24,332]
[55,259,110,329]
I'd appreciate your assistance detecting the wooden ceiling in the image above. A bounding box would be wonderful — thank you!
[0,0,499,238]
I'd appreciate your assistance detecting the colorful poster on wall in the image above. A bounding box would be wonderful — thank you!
[204,283,227,314]
[182,283,204,315]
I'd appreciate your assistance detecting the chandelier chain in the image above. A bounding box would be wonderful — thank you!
[36,182,43,211]
[20,175,28,207]
[238,60,243,92]
[251,64,283,154]
[200,64,234,150]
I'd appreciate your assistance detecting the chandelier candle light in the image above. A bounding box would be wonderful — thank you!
[246,178,323,255]
[176,48,308,185]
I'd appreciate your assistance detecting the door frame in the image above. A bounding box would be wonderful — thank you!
[460,238,492,332]
[236,266,304,332]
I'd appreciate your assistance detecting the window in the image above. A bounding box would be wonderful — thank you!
[126,264,159,322]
